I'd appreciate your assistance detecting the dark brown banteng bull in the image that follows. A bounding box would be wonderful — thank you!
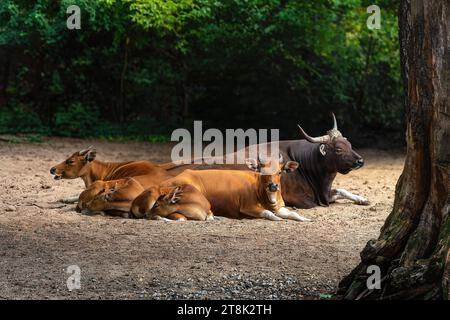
[50,146,174,202]
[142,155,309,221]
[166,113,368,209]
[284,113,368,207]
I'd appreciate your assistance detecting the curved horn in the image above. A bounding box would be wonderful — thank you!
[327,113,343,139]
[79,145,93,156]
[331,112,337,130]
[297,125,330,144]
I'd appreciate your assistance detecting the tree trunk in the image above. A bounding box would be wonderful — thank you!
[338,0,449,300]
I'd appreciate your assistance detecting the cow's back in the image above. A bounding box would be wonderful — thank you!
[109,161,174,188]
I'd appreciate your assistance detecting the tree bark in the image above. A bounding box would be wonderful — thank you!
[338,0,450,300]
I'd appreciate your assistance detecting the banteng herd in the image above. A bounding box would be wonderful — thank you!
[50,114,369,221]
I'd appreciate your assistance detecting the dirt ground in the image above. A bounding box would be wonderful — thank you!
[0,137,405,300]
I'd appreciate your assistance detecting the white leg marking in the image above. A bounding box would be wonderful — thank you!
[261,210,283,221]
[276,207,311,222]
[60,196,79,203]
[152,215,173,222]
[333,189,370,205]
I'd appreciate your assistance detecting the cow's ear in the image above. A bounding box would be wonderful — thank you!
[245,158,259,172]
[283,161,299,172]
[83,149,97,163]
[169,186,183,204]
[319,144,327,156]
[79,146,93,156]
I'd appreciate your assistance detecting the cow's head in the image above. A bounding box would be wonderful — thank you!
[246,154,299,205]
[50,146,96,180]
[297,113,364,174]
[76,180,105,212]
[151,186,185,216]
[86,178,142,211]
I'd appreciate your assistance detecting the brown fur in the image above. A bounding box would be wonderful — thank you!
[50,147,173,188]
[135,157,298,220]
[78,178,145,217]
[131,184,213,221]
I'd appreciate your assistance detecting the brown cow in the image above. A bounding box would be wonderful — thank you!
[131,184,214,221]
[50,146,174,202]
[138,155,310,221]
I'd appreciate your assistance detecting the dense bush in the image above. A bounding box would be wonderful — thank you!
[0,0,403,145]
[54,103,99,137]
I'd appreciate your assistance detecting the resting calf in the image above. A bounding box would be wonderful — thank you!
[78,178,144,217]
[131,184,214,221]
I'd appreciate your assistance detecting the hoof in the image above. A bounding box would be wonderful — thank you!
[357,198,370,205]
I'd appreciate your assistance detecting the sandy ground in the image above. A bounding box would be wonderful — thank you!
[0,137,405,300]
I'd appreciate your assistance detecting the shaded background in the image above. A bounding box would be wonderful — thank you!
[0,0,402,146]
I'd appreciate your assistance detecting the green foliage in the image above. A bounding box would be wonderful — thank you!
[0,0,403,145]
[0,104,49,134]
[54,103,100,137]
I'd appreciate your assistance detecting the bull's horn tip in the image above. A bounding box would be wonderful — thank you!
[331,112,337,130]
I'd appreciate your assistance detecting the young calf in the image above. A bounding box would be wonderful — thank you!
[136,155,310,222]
[131,184,214,221]
[78,177,145,217]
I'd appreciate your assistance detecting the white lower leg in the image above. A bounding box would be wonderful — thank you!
[332,189,369,205]
[276,207,311,221]
[152,215,173,222]
[261,210,283,221]
[60,196,79,203]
